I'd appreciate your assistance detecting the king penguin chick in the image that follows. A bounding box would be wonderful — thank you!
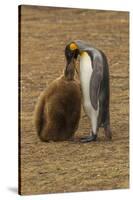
[34,56,81,142]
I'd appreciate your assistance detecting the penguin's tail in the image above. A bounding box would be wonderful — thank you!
[34,92,45,136]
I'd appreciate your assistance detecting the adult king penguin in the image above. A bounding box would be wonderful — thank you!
[65,40,112,142]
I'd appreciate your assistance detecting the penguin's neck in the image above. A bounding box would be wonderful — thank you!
[79,52,93,104]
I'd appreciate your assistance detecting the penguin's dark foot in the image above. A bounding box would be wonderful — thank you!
[80,133,97,143]
[80,129,92,140]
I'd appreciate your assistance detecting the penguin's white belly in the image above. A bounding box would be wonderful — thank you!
[80,52,92,114]
[79,52,99,133]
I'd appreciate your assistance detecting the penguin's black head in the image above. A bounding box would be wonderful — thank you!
[65,42,79,65]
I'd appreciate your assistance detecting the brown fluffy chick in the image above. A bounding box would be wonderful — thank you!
[34,59,81,142]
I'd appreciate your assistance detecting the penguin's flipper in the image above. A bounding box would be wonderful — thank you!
[90,58,103,110]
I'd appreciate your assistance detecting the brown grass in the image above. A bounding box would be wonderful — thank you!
[19,5,129,195]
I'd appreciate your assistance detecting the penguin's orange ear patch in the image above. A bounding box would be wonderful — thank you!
[70,43,78,51]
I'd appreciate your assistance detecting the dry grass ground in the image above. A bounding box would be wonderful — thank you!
[19,5,129,195]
